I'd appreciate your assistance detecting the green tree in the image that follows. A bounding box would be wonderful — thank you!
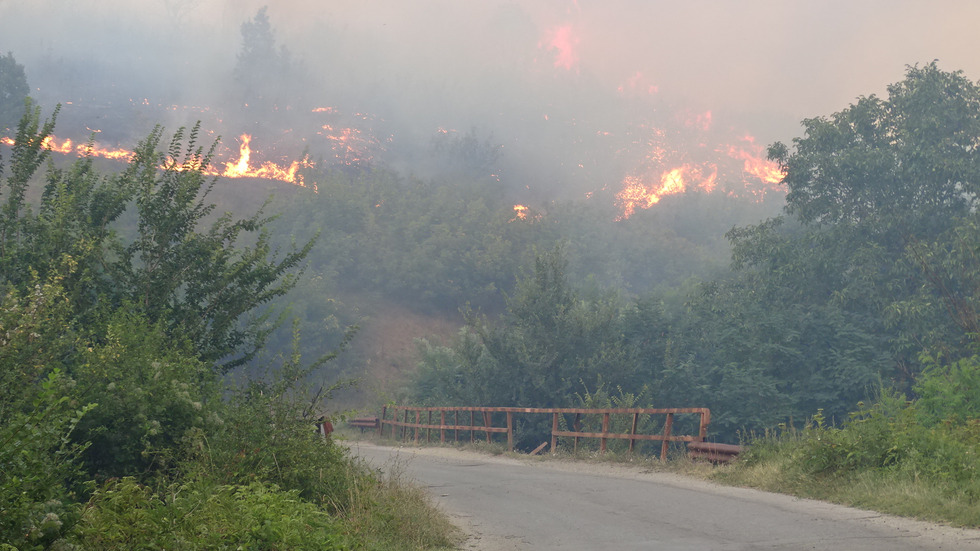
[411,247,632,447]
[115,124,314,369]
[0,105,313,371]
[770,63,980,232]
[233,6,306,113]
[764,63,980,380]
[0,51,29,132]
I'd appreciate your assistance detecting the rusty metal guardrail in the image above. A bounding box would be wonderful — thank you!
[379,405,711,461]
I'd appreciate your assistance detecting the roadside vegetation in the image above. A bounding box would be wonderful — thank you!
[713,359,980,527]
[0,102,457,549]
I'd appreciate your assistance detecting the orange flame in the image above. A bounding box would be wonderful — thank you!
[3,132,310,188]
[223,133,253,176]
[37,135,135,161]
[722,137,785,185]
[509,204,541,223]
[614,121,786,219]
[541,24,580,71]
[218,133,306,186]
[616,164,718,220]
[318,124,380,166]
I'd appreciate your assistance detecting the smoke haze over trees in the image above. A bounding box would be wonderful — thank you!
[3,2,980,445]
[4,1,980,195]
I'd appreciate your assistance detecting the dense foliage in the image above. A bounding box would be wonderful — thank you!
[722,359,980,526]
[0,105,454,549]
[262,158,775,391]
[406,63,980,447]
[0,51,29,132]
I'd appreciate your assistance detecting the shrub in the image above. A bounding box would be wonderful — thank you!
[192,383,355,511]
[915,355,980,426]
[184,324,358,511]
[0,370,95,550]
[71,308,218,479]
[72,477,354,550]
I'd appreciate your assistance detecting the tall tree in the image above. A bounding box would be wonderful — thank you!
[233,7,300,113]
[769,62,980,235]
[735,63,980,390]
[0,51,29,132]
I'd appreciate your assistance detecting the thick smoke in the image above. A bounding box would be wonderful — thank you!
[2,0,979,201]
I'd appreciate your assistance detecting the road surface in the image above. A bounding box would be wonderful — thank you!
[350,441,980,550]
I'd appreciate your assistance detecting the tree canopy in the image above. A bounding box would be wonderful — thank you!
[770,63,980,233]
[0,51,29,132]
[408,63,980,444]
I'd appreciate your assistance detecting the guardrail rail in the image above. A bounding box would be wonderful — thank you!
[379,405,712,461]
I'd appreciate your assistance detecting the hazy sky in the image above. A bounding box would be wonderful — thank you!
[2,0,979,199]
[4,1,977,133]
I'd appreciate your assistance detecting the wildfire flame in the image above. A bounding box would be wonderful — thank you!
[35,135,134,161]
[509,204,541,223]
[723,136,785,185]
[616,164,719,220]
[1,132,311,188]
[214,133,308,186]
[614,128,785,220]
[541,24,580,71]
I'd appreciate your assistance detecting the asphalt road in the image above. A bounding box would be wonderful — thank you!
[349,441,980,551]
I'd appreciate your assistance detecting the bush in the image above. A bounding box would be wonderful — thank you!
[0,370,95,550]
[741,386,980,501]
[72,477,354,550]
[915,355,980,426]
[183,325,358,511]
[192,382,354,511]
[71,308,218,479]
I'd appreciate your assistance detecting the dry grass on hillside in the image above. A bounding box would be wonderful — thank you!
[340,299,463,408]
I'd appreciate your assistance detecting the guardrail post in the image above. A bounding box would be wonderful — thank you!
[379,406,387,438]
[660,413,674,461]
[398,408,404,441]
[483,411,492,444]
[600,412,610,454]
[573,413,581,453]
[414,410,421,443]
[470,411,475,443]
[628,412,639,455]
[440,410,446,444]
[551,412,559,453]
[699,409,710,442]
[426,410,432,443]
[507,412,514,452]
[402,408,409,441]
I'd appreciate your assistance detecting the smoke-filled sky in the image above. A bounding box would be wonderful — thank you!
[2,0,979,207]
